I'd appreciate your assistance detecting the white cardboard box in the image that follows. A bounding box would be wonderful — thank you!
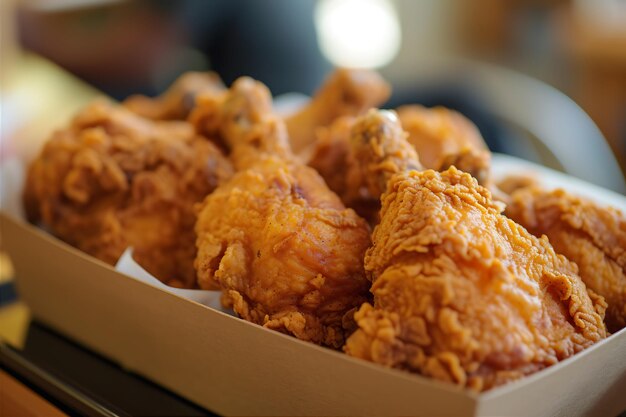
[2,154,626,416]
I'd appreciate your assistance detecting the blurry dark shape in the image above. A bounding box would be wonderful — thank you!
[17,0,329,99]
[1,323,215,415]
[18,1,183,98]
[0,281,18,308]
[181,0,330,96]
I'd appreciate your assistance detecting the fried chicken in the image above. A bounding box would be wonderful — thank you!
[505,185,626,332]
[23,101,233,287]
[124,71,225,121]
[306,116,354,198]
[342,111,607,391]
[319,110,421,223]
[194,77,371,347]
[397,105,492,185]
[285,68,390,154]
[309,105,493,219]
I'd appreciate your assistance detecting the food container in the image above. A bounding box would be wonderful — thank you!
[2,154,625,417]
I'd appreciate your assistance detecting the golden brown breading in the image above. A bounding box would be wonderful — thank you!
[397,105,491,185]
[344,168,607,391]
[505,186,626,332]
[194,77,371,347]
[23,101,233,287]
[123,72,225,121]
[285,68,391,154]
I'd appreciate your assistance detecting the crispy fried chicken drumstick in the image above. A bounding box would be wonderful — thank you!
[124,72,225,121]
[313,110,421,222]
[194,77,371,347]
[505,185,626,332]
[285,68,391,154]
[23,101,233,287]
[342,110,607,391]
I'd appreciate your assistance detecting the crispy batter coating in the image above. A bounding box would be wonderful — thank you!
[124,72,225,120]
[194,77,371,347]
[345,168,607,391]
[285,68,390,154]
[506,186,626,332]
[23,101,233,287]
[397,105,491,185]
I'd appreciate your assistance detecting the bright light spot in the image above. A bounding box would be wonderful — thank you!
[315,0,401,69]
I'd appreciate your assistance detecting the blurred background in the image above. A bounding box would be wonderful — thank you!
[1,0,626,191]
[1,2,626,414]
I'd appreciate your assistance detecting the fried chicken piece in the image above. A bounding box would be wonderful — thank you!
[310,110,422,223]
[24,101,233,287]
[397,105,492,185]
[341,110,606,391]
[342,110,422,223]
[505,186,626,332]
[194,77,371,347]
[188,75,289,163]
[309,106,494,219]
[285,68,391,154]
[124,72,225,120]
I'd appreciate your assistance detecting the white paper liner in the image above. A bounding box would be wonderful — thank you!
[115,248,233,315]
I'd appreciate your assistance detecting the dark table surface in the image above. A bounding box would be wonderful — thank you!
[0,278,217,417]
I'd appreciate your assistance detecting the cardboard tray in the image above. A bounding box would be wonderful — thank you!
[2,155,626,416]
